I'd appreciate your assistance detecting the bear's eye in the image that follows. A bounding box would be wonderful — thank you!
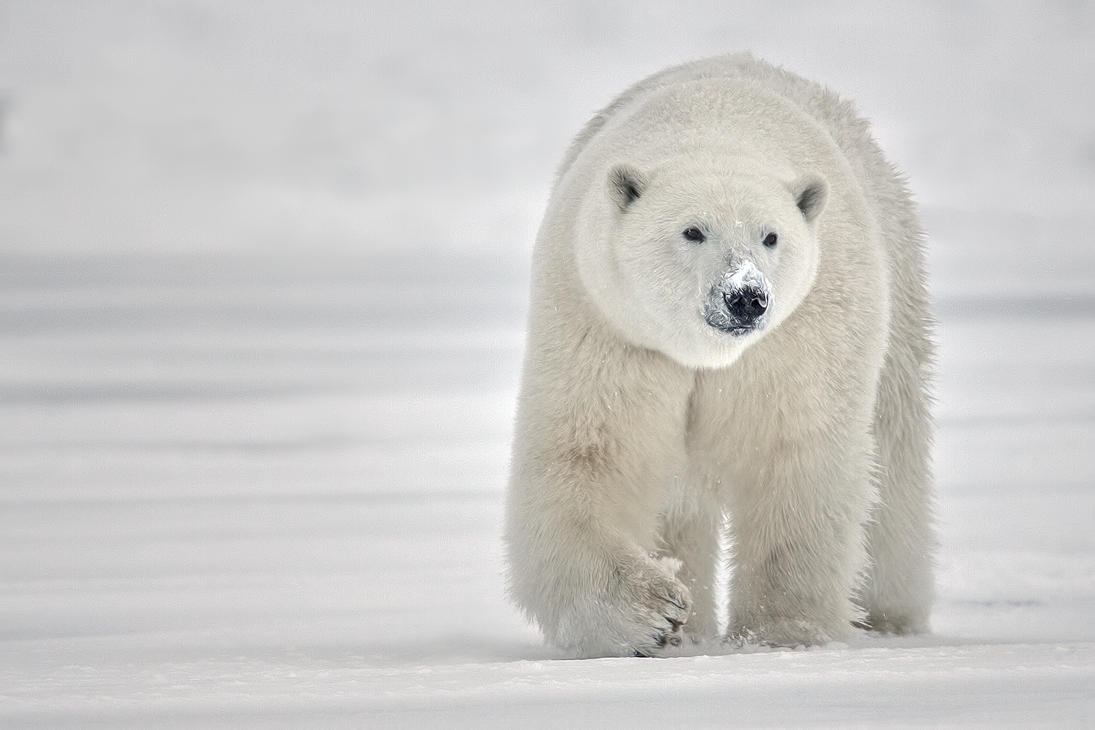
[682,227,705,243]
[763,232,778,248]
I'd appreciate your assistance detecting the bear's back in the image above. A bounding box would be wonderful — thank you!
[556,54,885,197]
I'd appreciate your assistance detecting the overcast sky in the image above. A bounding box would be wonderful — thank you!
[0,1,1092,256]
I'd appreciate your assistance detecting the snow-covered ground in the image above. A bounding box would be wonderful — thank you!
[1,1,1093,726]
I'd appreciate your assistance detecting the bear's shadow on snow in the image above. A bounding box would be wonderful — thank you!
[351,631,969,666]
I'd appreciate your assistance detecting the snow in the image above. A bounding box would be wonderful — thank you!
[1,1,1093,726]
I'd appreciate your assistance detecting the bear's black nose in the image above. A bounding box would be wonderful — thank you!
[724,286,768,323]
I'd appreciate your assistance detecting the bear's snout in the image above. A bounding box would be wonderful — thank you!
[703,260,772,337]
[724,286,768,322]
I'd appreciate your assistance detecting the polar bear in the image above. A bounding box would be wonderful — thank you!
[505,54,935,658]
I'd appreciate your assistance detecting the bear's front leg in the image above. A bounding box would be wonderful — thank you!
[505,328,695,657]
[723,434,877,648]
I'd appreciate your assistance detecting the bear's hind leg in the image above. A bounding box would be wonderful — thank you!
[857,347,935,635]
[658,494,723,642]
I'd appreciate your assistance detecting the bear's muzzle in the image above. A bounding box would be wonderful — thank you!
[703,260,772,336]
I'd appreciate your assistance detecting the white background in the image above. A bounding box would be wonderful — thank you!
[1,1,1093,725]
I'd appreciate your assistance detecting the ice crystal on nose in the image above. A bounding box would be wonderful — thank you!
[724,260,768,294]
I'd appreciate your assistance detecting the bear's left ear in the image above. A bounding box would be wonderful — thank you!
[788,172,829,225]
[607,164,649,213]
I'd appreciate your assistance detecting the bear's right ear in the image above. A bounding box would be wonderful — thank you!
[607,164,649,212]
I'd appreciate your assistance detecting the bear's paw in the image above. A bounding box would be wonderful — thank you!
[621,556,693,656]
[554,554,692,657]
[728,616,840,650]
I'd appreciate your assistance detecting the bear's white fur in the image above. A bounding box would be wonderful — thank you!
[505,54,935,658]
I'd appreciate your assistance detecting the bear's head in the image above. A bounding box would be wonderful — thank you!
[575,157,828,368]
